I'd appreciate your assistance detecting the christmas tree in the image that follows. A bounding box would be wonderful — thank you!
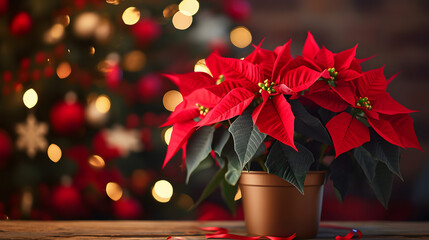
[0,0,253,220]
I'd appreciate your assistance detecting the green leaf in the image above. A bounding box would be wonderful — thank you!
[222,139,242,185]
[318,108,337,125]
[265,141,315,194]
[354,146,377,182]
[370,131,402,180]
[329,154,353,202]
[221,178,238,213]
[192,166,227,209]
[214,154,225,168]
[212,127,230,162]
[229,108,266,167]
[290,99,332,144]
[186,126,215,183]
[369,161,394,209]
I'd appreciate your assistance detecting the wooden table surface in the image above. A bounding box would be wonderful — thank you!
[0,221,428,239]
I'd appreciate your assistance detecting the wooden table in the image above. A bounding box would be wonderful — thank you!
[0,221,428,239]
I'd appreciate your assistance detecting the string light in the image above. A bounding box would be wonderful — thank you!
[56,62,72,79]
[47,144,62,163]
[122,7,140,25]
[95,95,111,114]
[178,0,199,16]
[230,26,252,48]
[89,46,96,55]
[162,90,183,111]
[172,11,192,30]
[163,127,173,145]
[152,180,173,203]
[88,155,105,169]
[106,182,123,201]
[23,88,38,109]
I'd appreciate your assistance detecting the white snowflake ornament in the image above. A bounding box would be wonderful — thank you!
[16,114,49,158]
[104,125,142,157]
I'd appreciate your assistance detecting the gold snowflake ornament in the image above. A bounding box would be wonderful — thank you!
[16,114,49,158]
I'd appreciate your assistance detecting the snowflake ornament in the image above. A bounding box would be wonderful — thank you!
[16,114,49,158]
[105,125,142,157]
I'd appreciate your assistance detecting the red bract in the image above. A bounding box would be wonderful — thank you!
[195,41,325,150]
[326,66,421,157]
[162,32,421,168]
[161,73,221,168]
[299,32,361,112]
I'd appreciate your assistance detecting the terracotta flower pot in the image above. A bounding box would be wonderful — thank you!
[239,171,326,238]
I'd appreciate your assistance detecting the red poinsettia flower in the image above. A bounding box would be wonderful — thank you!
[161,72,221,168]
[298,32,362,112]
[196,41,325,150]
[326,67,422,157]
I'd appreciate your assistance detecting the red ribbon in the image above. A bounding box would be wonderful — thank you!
[200,227,296,240]
[167,225,361,240]
[320,224,362,240]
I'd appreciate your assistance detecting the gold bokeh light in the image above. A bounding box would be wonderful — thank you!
[163,4,178,18]
[234,187,242,201]
[122,7,140,25]
[88,155,105,169]
[162,90,183,112]
[89,46,96,55]
[230,26,252,48]
[47,144,62,163]
[122,50,146,72]
[164,127,173,145]
[95,95,111,114]
[106,182,123,201]
[152,180,173,203]
[172,11,193,30]
[178,0,199,16]
[23,88,38,109]
[56,62,72,79]
[194,59,212,76]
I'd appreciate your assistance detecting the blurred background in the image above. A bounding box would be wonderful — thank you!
[0,0,428,221]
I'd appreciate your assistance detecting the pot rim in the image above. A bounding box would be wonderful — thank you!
[239,170,327,187]
[241,170,327,174]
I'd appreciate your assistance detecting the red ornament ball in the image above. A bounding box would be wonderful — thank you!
[44,65,54,78]
[131,19,162,46]
[126,114,140,128]
[52,185,86,218]
[113,197,143,219]
[137,74,163,102]
[31,69,41,81]
[20,58,31,70]
[2,71,12,82]
[35,52,46,65]
[50,101,85,135]
[0,0,8,15]
[223,0,251,21]
[10,12,33,36]
[92,131,121,161]
[0,129,12,168]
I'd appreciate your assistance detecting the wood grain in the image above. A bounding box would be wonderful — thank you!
[0,221,428,239]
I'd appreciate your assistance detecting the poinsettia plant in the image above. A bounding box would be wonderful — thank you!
[162,32,421,210]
